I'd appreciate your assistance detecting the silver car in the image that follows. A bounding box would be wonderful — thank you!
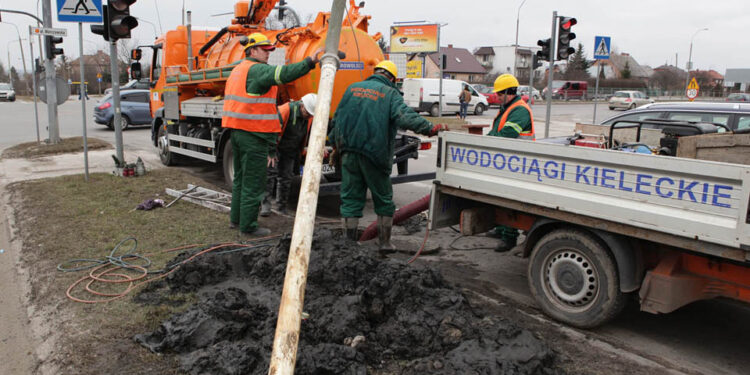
[608,90,653,110]
[0,83,16,102]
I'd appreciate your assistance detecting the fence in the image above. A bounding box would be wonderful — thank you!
[586,87,727,101]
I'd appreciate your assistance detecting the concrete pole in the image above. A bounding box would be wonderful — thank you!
[267,1,346,374]
[544,11,557,139]
[79,23,89,181]
[513,0,526,77]
[110,41,124,164]
[42,0,60,144]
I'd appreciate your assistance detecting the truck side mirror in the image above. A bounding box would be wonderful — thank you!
[131,48,143,61]
[130,62,142,80]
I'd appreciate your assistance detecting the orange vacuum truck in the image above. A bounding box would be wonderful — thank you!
[135,0,432,190]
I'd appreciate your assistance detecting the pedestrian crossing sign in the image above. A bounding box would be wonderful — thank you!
[593,36,611,60]
[57,0,103,23]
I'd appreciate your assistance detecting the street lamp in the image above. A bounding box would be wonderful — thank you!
[6,39,26,89]
[513,0,527,76]
[685,27,708,92]
[1,21,28,75]
[135,17,159,39]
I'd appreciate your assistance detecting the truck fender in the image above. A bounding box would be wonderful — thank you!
[150,108,166,146]
[523,219,643,293]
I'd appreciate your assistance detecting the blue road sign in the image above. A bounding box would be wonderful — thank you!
[340,61,364,70]
[593,36,611,60]
[97,77,102,82]
[57,0,103,23]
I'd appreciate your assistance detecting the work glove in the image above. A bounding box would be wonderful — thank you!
[429,124,447,136]
[328,148,338,167]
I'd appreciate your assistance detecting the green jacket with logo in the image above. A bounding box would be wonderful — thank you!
[488,95,532,138]
[332,74,434,174]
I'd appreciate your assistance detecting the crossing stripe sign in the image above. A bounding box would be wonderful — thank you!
[57,0,103,23]
[594,36,611,60]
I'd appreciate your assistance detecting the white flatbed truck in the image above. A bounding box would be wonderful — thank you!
[429,131,750,328]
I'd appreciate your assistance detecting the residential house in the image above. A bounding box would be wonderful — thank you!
[473,45,539,84]
[589,53,652,80]
[424,45,487,84]
[724,69,750,91]
[68,51,113,94]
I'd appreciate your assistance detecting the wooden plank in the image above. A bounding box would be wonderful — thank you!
[459,207,495,236]
[678,133,750,165]
[575,123,663,146]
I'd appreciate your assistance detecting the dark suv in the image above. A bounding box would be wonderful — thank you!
[600,102,750,131]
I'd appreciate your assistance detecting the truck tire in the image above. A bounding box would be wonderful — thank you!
[528,228,627,328]
[157,124,178,166]
[430,103,440,117]
[222,139,234,189]
[474,103,485,116]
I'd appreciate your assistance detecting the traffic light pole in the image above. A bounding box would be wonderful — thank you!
[79,23,90,181]
[110,40,124,164]
[30,36,40,144]
[42,0,60,144]
[543,11,557,139]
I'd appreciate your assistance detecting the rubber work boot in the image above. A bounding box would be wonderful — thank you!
[260,198,272,217]
[276,203,288,216]
[342,217,359,241]
[494,238,517,253]
[242,227,272,237]
[377,216,396,254]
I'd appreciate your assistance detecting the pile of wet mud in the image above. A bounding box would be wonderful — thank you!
[134,229,558,374]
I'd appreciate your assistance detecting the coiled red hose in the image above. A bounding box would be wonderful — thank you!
[359,194,431,241]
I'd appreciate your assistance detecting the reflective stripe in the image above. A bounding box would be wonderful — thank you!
[224,95,276,104]
[504,121,523,134]
[519,133,536,140]
[224,111,279,121]
[274,66,283,85]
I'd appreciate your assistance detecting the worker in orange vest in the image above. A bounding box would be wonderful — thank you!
[223,33,321,236]
[487,73,535,251]
[261,93,317,216]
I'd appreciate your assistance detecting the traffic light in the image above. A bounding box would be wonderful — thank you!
[532,54,542,69]
[45,36,64,59]
[536,38,551,61]
[108,0,138,40]
[556,16,576,60]
[90,1,138,42]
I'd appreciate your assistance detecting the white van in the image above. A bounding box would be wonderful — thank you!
[402,78,489,117]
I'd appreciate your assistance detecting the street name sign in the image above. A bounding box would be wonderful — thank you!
[57,0,103,23]
[29,26,68,37]
[594,36,611,60]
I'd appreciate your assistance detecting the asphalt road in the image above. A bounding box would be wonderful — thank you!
[2,97,748,374]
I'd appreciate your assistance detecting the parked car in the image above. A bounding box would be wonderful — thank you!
[476,85,501,107]
[517,85,540,104]
[402,78,489,116]
[104,79,151,95]
[94,89,153,130]
[600,101,750,131]
[608,90,654,110]
[542,80,588,100]
[727,93,750,103]
[0,83,16,102]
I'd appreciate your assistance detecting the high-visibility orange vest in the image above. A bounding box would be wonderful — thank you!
[494,98,535,140]
[222,59,280,133]
[278,101,313,136]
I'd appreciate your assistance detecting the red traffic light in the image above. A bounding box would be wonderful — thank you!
[560,17,577,30]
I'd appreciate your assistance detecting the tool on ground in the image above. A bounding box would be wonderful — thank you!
[165,185,199,208]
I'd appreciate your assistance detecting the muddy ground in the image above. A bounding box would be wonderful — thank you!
[134,229,559,375]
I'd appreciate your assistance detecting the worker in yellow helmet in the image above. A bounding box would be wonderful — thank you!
[487,73,536,251]
[223,32,322,236]
[331,60,446,251]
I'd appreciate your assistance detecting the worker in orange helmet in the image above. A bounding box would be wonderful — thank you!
[223,33,322,236]
[332,60,446,252]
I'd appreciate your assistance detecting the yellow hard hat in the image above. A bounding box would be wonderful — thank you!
[493,74,520,93]
[244,33,275,50]
[375,60,398,78]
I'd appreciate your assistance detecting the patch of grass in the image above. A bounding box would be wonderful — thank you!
[2,136,111,159]
[9,168,291,374]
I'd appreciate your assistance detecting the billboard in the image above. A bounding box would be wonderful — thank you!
[390,24,439,53]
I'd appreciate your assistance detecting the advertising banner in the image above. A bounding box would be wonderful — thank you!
[390,24,439,53]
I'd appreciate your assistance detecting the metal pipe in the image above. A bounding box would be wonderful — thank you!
[684,27,708,94]
[186,11,194,70]
[267,1,346,373]
[359,194,430,241]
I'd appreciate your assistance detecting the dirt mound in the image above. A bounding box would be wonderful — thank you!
[134,229,558,374]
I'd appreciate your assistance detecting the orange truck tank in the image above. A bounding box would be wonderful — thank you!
[137,0,432,190]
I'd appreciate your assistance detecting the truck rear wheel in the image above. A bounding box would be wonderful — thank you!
[430,103,440,117]
[222,139,234,190]
[528,228,627,328]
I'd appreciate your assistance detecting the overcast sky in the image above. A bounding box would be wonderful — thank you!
[1,0,748,75]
